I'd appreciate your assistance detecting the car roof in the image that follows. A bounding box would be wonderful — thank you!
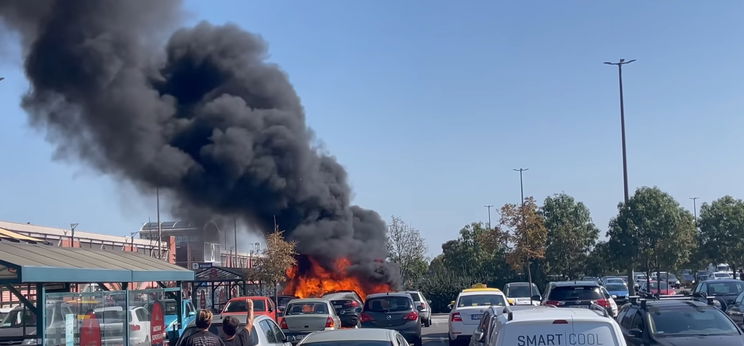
[550,281,601,287]
[461,288,504,294]
[505,282,535,286]
[366,292,412,299]
[641,299,713,309]
[301,329,394,343]
[287,298,329,304]
[701,279,740,283]
[503,307,610,322]
[229,296,268,301]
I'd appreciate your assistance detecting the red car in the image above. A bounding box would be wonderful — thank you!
[642,281,675,295]
[221,296,277,320]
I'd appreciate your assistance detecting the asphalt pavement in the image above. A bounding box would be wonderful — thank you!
[422,313,450,346]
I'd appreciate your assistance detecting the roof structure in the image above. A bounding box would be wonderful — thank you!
[193,266,245,282]
[0,241,193,283]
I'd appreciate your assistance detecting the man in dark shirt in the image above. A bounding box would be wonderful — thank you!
[179,309,224,346]
[222,299,257,346]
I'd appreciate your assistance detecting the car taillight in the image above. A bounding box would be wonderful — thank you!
[595,299,610,308]
[553,320,569,324]
[325,316,335,328]
[404,312,419,321]
[360,313,374,323]
[451,312,462,322]
[544,300,561,306]
[279,318,288,329]
[130,324,140,331]
[345,300,360,308]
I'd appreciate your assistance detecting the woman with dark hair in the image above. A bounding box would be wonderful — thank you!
[179,309,224,346]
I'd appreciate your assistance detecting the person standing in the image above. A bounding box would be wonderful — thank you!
[179,309,224,346]
[222,299,257,346]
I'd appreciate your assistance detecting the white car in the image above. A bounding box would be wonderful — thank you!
[484,306,626,346]
[179,314,291,346]
[712,271,734,280]
[448,287,508,346]
[298,328,410,346]
[94,306,151,346]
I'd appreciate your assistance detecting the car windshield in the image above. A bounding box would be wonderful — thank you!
[548,286,603,301]
[457,294,506,307]
[286,302,328,315]
[707,282,744,295]
[650,307,739,336]
[303,342,392,346]
[506,285,539,297]
[365,297,412,312]
[605,284,628,292]
[95,310,126,321]
[225,299,265,312]
[714,273,730,278]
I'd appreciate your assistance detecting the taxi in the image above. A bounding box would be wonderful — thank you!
[448,285,508,346]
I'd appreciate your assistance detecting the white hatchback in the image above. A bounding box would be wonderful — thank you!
[485,306,626,346]
[448,288,508,346]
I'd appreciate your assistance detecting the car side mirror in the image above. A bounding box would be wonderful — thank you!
[474,330,485,342]
[629,328,643,338]
[531,295,542,302]
[611,295,618,299]
[416,305,424,311]
[427,300,432,304]
[447,304,453,310]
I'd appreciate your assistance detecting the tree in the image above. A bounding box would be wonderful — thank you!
[699,196,744,274]
[386,216,429,288]
[500,197,547,274]
[541,194,599,279]
[254,230,297,301]
[607,187,696,281]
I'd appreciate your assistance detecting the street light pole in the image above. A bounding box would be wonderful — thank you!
[484,205,493,229]
[70,223,78,248]
[513,168,532,303]
[605,58,636,294]
[156,186,162,259]
[690,197,699,226]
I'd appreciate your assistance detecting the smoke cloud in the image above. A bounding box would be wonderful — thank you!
[0,0,398,286]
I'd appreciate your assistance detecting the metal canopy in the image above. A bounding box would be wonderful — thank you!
[194,266,245,282]
[0,241,193,283]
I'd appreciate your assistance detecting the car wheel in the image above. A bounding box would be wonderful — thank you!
[425,318,431,327]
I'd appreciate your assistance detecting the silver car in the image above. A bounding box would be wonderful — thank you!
[281,299,342,341]
[298,328,411,346]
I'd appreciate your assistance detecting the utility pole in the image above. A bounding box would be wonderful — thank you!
[690,197,699,227]
[513,168,532,303]
[156,186,162,259]
[605,58,636,294]
[70,223,78,248]
[234,218,238,267]
[484,205,493,229]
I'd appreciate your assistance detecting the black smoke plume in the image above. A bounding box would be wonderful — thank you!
[0,0,398,287]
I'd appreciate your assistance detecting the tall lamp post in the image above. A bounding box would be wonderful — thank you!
[605,58,635,294]
[70,223,78,248]
[690,197,699,227]
[484,205,493,229]
[513,168,533,303]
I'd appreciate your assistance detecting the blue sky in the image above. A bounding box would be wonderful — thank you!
[2,1,744,257]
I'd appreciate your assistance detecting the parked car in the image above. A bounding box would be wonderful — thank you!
[93,305,151,346]
[713,272,735,280]
[651,272,681,288]
[0,302,74,345]
[297,328,411,346]
[361,292,422,345]
[222,296,277,321]
[448,286,507,346]
[727,291,744,329]
[604,282,630,306]
[581,276,602,285]
[468,305,537,346]
[321,291,363,328]
[407,291,432,327]
[481,306,626,346]
[542,281,616,316]
[279,298,341,341]
[693,279,744,310]
[503,282,541,306]
[179,314,292,346]
[617,297,744,346]
[638,281,675,296]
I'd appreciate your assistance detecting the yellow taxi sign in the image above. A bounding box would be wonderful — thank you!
[462,287,502,293]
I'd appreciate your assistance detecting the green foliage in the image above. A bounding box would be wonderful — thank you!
[607,187,696,273]
[541,194,599,279]
[500,197,547,272]
[699,196,744,273]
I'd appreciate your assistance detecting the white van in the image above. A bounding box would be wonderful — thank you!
[486,306,626,346]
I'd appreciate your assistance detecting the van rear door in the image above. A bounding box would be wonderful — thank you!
[498,319,624,346]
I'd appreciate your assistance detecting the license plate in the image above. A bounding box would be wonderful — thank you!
[471,314,483,320]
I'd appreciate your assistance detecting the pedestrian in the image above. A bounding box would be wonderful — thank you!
[222,299,257,346]
[178,309,224,346]
[739,269,743,281]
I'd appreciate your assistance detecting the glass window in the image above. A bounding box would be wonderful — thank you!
[707,282,744,296]
[506,284,539,297]
[225,299,265,312]
[409,293,422,302]
[259,320,278,343]
[457,295,506,307]
[548,286,603,301]
[267,319,285,342]
[621,307,636,328]
[630,312,644,331]
[396,334,409,346]
[286,302,329,315]
[365,297,413,312]
[605,284,628,292]
[649,307,739,336]
[735,292,744,305]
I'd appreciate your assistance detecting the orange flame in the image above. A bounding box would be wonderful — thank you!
[283,256,390,301]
